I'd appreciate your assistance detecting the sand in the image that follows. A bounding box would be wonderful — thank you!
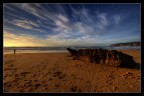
[3,50,141,93]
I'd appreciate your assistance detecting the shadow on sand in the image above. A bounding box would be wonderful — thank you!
[67,54,140,70]
[120,63,140,70]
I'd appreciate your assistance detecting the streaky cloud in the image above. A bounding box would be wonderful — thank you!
[3,4,140,46]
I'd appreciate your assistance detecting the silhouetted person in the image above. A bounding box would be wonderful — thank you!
[14,49,16,54]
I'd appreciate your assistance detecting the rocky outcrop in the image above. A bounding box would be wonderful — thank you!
[67,48,136,67]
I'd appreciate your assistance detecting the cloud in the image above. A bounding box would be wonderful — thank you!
[113,14,123,25]
[4,18,50,34]
[4,12,25,20]
[4,17,40,29]
[54,20,70,33]
[4,31,80,46]
[13,19,39,28]
[70,5,92,24]
[4,4,140,46]
[4,31,37,41]
[14,4,59,24]
[57,14,69,22]
[96,13,109,30]
[4,4,19,12]
[113,15,121,24]
[5,4,98,36]
[4,31,47,46]
[14,21,33,29]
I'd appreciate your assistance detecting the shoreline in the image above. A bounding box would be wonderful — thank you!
[4,49,141,92]
[3,50,68,55]
[3,49,141,55]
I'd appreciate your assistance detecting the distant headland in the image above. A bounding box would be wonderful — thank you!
[110,42,140,46]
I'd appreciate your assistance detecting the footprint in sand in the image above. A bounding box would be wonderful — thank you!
[49,78,52,81]
[8,64,14,67]
[53,70,66,79]
[86,81,92,91]
[70,85,81,92]
[20,72,30,76]
[121,72,134,79]
[34,83,41,88]
[4,68,17,71]
[14,74,19,77]
[34,80,38,82]
[112,86,119,91]
[55,84,60,87]
[55,89,60,92]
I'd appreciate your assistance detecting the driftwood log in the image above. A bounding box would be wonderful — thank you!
[67,48,136,67]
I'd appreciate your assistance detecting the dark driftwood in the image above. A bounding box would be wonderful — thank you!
[67,48,136,67]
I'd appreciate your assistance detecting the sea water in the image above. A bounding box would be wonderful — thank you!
[3,47,68,54]
[3,46,141,54]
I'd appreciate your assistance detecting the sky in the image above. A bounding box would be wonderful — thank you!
[3,3,140,47]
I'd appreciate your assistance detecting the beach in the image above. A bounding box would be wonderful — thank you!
[3,49,141,92]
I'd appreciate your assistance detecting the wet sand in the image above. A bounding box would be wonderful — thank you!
[3,50,141,92]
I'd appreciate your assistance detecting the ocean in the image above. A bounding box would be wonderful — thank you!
[3,46,141,54]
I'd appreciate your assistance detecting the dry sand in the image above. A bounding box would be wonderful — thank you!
[3,50,141,93]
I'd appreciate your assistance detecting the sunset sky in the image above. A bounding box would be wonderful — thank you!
[3,4,140,47]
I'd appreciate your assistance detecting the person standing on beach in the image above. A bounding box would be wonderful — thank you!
[14,49,16,54]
